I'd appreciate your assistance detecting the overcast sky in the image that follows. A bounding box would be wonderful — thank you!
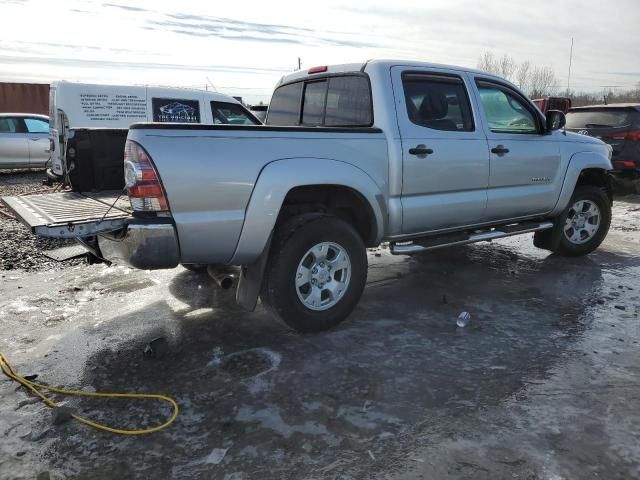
[1,0,638,103]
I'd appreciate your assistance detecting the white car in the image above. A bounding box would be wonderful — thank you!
[0,113,49,169]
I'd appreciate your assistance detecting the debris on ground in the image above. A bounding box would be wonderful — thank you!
[204,447,229,465]
[42,245,88,262]
[143,337,169,359]
[456,311,471,328]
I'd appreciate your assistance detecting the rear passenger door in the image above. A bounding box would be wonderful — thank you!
[0,117,29,167]
[24,117,50,166]
[391,67,489,234]
[472,79,563,220]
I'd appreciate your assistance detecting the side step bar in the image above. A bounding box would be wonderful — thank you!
[390,221,554,255]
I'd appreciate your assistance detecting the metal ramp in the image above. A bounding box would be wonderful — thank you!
[1,191,131,238]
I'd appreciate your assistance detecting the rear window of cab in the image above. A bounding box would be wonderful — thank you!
[266,75,373,127]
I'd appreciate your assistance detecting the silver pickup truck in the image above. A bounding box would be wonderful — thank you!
[3,60,613,332]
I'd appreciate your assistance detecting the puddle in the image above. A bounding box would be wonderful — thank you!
[218,348,281,380]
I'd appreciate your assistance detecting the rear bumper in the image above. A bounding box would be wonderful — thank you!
[98,223,180,270]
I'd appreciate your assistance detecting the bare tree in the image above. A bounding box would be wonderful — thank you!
[477,52,516,80]
[478,51,558,97]
[476,51,640,103]
[515,61,531,91]
[529,66,558,98]
[498,54,516,82]
[477,52,498,75]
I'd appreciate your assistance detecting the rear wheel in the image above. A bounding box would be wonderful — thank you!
[261,214,367,332]
[555,185,611,256]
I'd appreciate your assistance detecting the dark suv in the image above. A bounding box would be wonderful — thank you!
[566,104,640,192]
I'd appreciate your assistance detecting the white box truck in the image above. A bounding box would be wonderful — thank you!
[47,81,261,190]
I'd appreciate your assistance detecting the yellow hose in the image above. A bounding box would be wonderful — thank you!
[0,351,179,435]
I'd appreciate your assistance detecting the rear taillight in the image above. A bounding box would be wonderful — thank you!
[610,130,640,142]
[613,160,636,168]
[124,140,169,212]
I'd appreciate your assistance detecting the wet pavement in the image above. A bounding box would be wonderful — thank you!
[1,196,639,480]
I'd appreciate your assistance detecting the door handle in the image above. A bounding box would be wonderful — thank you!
[30,138,41,141]
[491,145,509,155]
[409,145,434,156]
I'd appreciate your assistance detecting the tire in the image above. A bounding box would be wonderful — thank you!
[261,214,368,333]
[181,263,207,272]
[554,185,611,256]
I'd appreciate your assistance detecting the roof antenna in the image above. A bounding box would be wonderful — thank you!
[566,37,573,95]
[206,77,218,92]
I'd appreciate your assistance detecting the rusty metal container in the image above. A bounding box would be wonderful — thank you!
[0,82,49,115]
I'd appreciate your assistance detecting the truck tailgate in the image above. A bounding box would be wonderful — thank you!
[1,191,132,238]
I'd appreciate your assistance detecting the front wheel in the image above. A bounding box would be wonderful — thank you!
[261,214,368,333]
[554,185,611,256]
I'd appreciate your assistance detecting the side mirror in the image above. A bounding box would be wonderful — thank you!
[546,110,566,132]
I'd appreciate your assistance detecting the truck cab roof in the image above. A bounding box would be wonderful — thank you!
[277,59,499,86]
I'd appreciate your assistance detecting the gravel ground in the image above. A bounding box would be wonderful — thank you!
[0,170,87,272]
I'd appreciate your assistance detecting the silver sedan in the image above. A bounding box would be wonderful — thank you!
[0,113,49,169]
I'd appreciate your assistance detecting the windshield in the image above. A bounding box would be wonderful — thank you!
[566,108,635,128]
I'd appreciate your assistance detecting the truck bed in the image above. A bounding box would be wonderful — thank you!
[2,191,131,238]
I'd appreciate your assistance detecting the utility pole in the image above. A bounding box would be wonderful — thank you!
[297,57,302,70]
[567,37,574,94]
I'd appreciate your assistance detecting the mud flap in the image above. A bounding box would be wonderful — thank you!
[533,215,565,252]
[236,233,272,311]
[533,228,557,251]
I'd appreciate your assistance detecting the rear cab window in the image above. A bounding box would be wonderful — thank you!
[566,108,636,129]
[210,101,261,125]
[302,81,327,125]
[266,74,373,127]
[267,82,303,125]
